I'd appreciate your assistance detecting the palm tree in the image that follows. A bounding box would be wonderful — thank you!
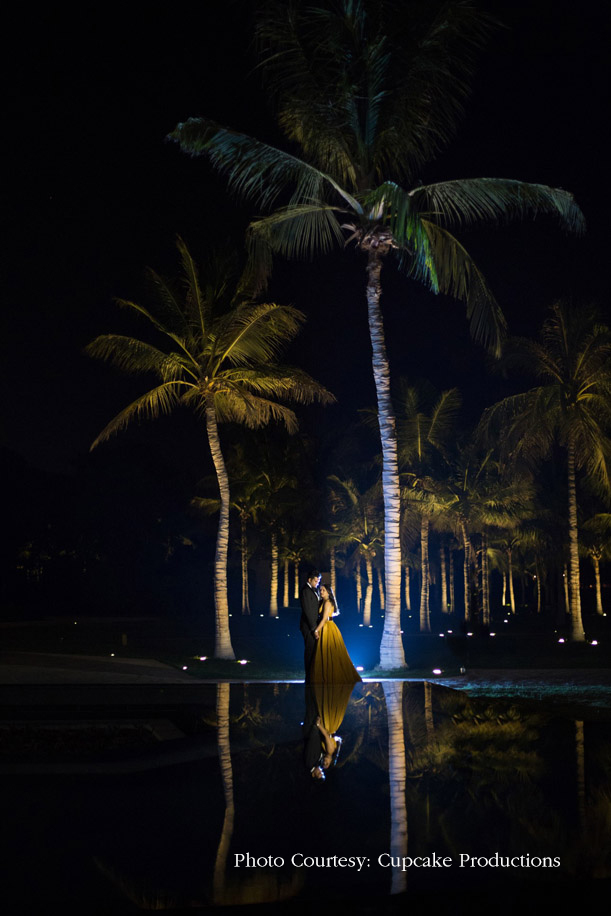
[580,513,611,616]
[86,238,333,657]
[397,381,461,631]
[170,1,584,668]
[480,302,611,640]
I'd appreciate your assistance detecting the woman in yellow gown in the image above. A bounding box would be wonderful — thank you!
[310,585,362,686]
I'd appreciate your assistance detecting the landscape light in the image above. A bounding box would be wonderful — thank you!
[439,633,445,637]
[490,633,496,637]
[110,653,115,657]
[447,629,453,634]
[356,666,364,672]
[432,668,443,675]
[591,640,599,646]
[558,638,565,643]
[467,632,473,637]
[182,666,188,670]
[199,656,207,661]
[238,659,248,665]
[459,667,466,674]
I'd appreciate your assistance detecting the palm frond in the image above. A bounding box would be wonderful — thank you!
[410,178,585,234]
[215,303,306,367]
[90,382,189,450]
[222,366,335,406]
[422,220,507,356]
[169,118,361,212]
[85,335,191,380]
[213,389,300,433]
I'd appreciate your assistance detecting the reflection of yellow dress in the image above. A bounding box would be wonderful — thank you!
[311,619,362,686]
[313,679,357,735]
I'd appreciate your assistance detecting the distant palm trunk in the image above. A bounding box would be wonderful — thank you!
[377,566,385,611]
[383,682,408,894]
[481,533,490,626]
[283,558,289,607]
[205,400,235,659]
[563,564,570,615]
[366,249,405,669]
[502,570,507,606]
[240,512,250,615]
[355,558,363,612]
[440,543,448,614]
[592,555,604,615]
[270,532,279,616]
[424,680,434,743]
[449,548,455,614]
[507,547,516,614]
[364,555,374,626]
[403,565,411,612]
[535,561,542,614]
[330,545,336,593]
[567,434,585,640]
[419,516,431,632]
[575,719,586,831]
[213,683,234,901]
[294,562,300,600]
[461,521,472,622]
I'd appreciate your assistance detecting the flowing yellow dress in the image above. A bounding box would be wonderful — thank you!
[311,617,362,685]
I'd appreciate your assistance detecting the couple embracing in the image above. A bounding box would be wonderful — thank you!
[299,569,362,684]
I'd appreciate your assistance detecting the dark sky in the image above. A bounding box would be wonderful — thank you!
[1,0,608,476]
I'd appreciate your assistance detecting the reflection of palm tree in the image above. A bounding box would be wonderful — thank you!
[171,2,583,669]
[87,239,332,657]
[383,682,408,895]
[213,683,235,901]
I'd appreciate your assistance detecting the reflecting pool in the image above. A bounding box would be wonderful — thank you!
[2,680,611,912]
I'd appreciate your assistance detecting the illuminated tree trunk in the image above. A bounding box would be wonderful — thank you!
[377,566,385,610]
[563,563,570,615]
[461,520,472,623]
[283,557,289,607]
[481,533,490,626]
[383,682,408,894]
[270,531,279,616]
[330,545,336,593]
[575,719,586,831]
[403,565,411,612]
[449,547,455,614]
[419,516,431,632]
[440,543,448,614]
[355,557,363,612]
[507,547,516,614]
[240,511,250,615]
[592,554,604,615]
[535,560,542,614]
[294,561,300,600]
[366,248,406,669]
[567,435,585,640]
[424,680,434,743]
[213,682,235,901]
[205,399,235,659]
[364,555,373,626]
[502,570,507,606]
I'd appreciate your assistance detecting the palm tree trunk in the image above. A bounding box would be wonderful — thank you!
[593,555,604,615]
[575,719,586,832]
[502,569,507,606]
[377,566,385,610]
[205,400,235,659]
[330,545,336,593]
[364,555,373,626]
[383,682,408,894]
[563,563,570,615]
[440,543,448,614]
[419,516,431,632]
[449,547,455,614]
[535,560,542,614]
[481,533,490,626]
[270,531,279,616]
[567,435,585,640]
[507,547,516,614]
[213,682,235,902]
[294,561,300,600]
[366,248,405,669]
[403,565,411,612]
[240,512,250,615]
[460,521,471,622]
[283,557,289,607]
[355,557,362,612]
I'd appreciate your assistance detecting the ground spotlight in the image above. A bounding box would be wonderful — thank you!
[591,640,599,646]
[558,638,565,643]
[356,666,364,672]
[238,659,248,665]
[432,668,443,675]
[199,656,207,661]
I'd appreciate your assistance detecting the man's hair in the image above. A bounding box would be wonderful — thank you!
[307,568,321,580]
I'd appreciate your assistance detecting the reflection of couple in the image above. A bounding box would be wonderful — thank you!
[299,569,361,684]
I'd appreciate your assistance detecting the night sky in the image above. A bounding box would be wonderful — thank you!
[2,0,608,479]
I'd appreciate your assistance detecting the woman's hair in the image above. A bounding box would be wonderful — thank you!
[320,583,338,612]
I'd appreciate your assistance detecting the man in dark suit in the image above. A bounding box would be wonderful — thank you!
[299,568,321,681]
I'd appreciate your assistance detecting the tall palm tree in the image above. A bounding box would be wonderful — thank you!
[86,238,333,657]
[480,302,611,640]
[170,1,584,667]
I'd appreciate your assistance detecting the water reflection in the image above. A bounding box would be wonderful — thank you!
[3,680,611,909]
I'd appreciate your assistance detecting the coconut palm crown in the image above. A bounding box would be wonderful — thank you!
[86,237,334,658]
[170,1,584,668]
